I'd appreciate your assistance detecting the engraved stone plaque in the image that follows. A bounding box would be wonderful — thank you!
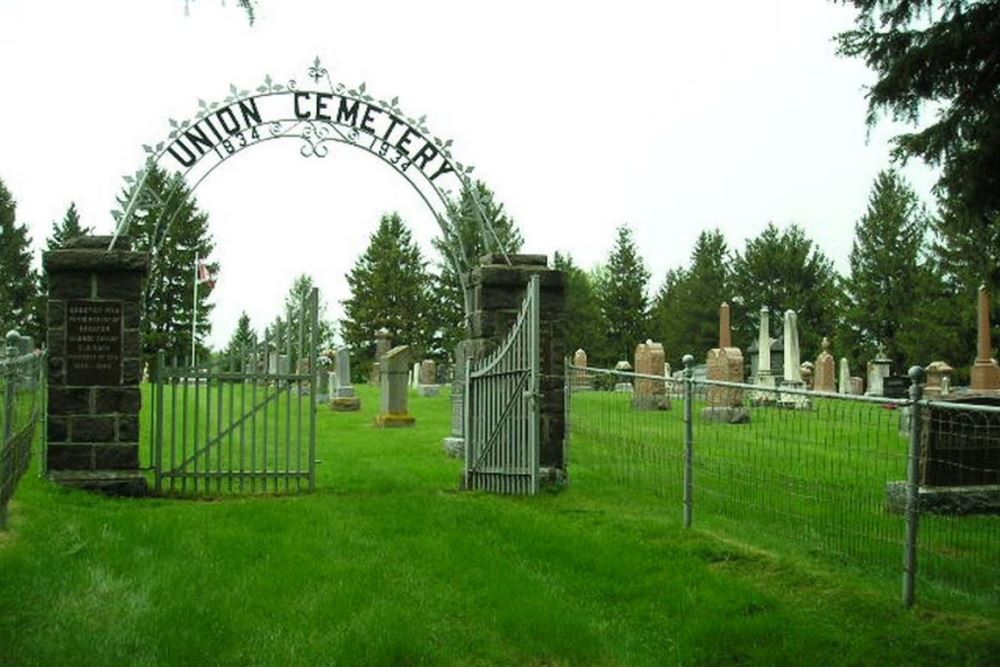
[66,300,123,386]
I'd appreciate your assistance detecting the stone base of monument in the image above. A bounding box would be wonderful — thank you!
[700,406,751,424]
[442,436,464,458]
[614,383,633,394]
[417,384,440,397]
[885,481,1000,516]
[374,413,416,428]
[330,397,361,411]
[48,470,148,497]
[632,395,670,411]
[776,382,813,410]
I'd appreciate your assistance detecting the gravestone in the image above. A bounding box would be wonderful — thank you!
[411,362,421,389]
[703,302,749,423]
[43,235,147,496]
[814,337,836,393]
[417,359,440,397]
[633,340,668,410]
[866,348,891,397]
[778,309,810,409]
[850,376,864,395]
[838,357,851,394]
[883,375,912,399]
[371,328,392,386]
[375,346,415,427]
[277,354,290,375]
[443,339,479,458]
[800,361,814,390]
[925,361,954,398]
[330,347,360,411]
[614,360,633,393]
[970,285,1000,391]
[572,348,590,392]
[749,307,780,405]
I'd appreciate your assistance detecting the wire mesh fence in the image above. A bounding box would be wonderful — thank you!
[567,363,1000,608]
[1,334,45,529]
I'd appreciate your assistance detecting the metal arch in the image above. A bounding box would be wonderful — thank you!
[111,58,512,270]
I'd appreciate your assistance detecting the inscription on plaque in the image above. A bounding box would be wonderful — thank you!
[66,300,123,385]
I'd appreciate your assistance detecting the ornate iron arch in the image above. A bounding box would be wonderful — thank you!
[110,57,511,317]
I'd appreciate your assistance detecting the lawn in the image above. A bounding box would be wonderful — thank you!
[0,383,997,666]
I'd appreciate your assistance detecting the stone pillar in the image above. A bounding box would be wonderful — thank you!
[42,235,147,496]
[838,357,851,395]
[719,302,732,348]
[782,310,802,383]
[375,345,415,427]
[971,285,1000,391]
[465,254,567,478]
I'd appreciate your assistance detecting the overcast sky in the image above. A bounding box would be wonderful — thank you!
[0,0,937,347]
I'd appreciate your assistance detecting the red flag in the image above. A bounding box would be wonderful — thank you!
[197,261,217,289]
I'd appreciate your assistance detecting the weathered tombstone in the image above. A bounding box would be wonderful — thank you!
[925,361,954,398]
[800,361,814,390]
[572,348,590,392]
[417,359,440,397]
[850,376,864,395]
[866,348,891,397]
[813,337,836,393]
[277,354,290,375]
[375,346,415,427]
[267,352,279,375]
[371,328,392,386]
[411,362,421,389]
[330,347,361,411]
[633,340,669,410]
[443,339,476,458]
[703,302,749,423]
[838,357,851,394]
[614,360,633,393]
[43,235,147,496]
[778,309,810,409]
[971,285,1000,391]
[315,354,332,403]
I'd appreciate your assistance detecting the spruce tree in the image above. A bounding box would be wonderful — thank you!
[0,178,40,342]
[341,212,435,380]
[226,311,255,360]
[119,165,216,367]
[46,202,91,250]
[278,274,335,366]
[431,181,523,358]
[596,225,652,364]
[553,252,607,365]
[730,223,840,358]
[840,171,935,371]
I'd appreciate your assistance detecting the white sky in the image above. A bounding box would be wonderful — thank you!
[0,0,937,348]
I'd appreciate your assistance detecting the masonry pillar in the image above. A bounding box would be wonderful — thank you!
[466,254,567,481]
[42,236,148,496]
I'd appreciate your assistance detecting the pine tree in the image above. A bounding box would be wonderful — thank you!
[651,229,730,365]
[431,181,524,358]
[840,171,936,371]
[119,165,216,366]
[226,311,255,360]
[553,252,607,365]
[0,178,40,343]
[596,225,652,364]
[277,274,335,367]
[730,223,840,358]
[46,202,91,250]
[341,212,435,380]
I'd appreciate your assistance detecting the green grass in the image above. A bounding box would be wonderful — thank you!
[0,384,998,666]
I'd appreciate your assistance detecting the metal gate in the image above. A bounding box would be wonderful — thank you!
[152,288,319,494]
[464,275,540,495]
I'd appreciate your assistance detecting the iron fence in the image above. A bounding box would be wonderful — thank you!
[1,331,45,530]
[567,361,1000,608]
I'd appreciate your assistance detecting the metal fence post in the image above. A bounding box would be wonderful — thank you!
[1,330,20,530]
[683,353,694,529]
[903,365,926,607]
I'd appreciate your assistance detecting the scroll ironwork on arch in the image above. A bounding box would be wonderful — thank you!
[110,57,511,308]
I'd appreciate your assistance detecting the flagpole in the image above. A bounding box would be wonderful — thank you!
[192,251,198,367]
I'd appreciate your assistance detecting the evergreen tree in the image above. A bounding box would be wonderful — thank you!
[553,252,607,365]
[840,171,940,371]
[119,165,216,367]
[226,311,255,360]
[730,223,840,358]
[0,178,40,342]
[46,202,91,250]
[595,225,652,364]
[835,0,1000,222]
[651,229,730,365]
[431,181,523,358]
[277,274,335,367]
[341,212,435,380]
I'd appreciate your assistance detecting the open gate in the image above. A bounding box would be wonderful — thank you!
[464,275,541,495]
[152,288,319,494]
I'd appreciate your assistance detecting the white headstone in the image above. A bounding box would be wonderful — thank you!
[334,348,355,398]
[783,310,801,383]
[838,357,850,394]
[758,306,771,374]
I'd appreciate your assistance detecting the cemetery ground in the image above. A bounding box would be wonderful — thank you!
[0,386,998,666]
